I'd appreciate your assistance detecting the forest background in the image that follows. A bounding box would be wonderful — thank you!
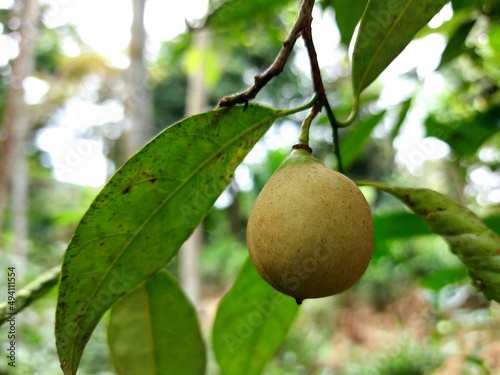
[1,0,500,374]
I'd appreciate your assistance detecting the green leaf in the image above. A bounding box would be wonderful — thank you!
[206,0,294,29]
[361,182,500,302]
[451,0,476,11]
[372,211,433,261]
[374,211,432,241]
[437,19,475,69]
[485,216,500,235]
[325,0,369,46]
[212,257,299,375]
[371,212,500,262]
[420,266,468,291]
[390,98,412,141]
[352,0,449,95]
[340,110,386,169]
[55,104,284,375]
[488,25,500,53]
[424,106,500,158]
[108,270,205,375]
[465,355,490,371]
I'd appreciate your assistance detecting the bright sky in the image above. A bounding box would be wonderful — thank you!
[28,0,208,187]
[6,1,495,202]
[40,0,208,55]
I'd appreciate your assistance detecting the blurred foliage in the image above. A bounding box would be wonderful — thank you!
[1,0,500,373]
[0,73,5,125]
[343,340,444,375]
[319,0,369,47]
[152,9,306,134]
[35,27,63,74]
[206,0,294,31]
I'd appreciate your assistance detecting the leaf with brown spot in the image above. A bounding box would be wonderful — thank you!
[55,104,288,374]
[352,0,449,95]
[360,182,500,302]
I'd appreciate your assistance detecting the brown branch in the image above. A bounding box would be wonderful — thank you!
[301,15,326,115]
[217,0,316,108]
[216,0,345,170]
[301,14,345,172]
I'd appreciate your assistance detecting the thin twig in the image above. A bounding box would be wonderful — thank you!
[216,0,346,173]
[325,100,344,173]
[301,12,345,172]
[301,8,345,173]
[0,266,60,325]
[301,17,325,115]
[217,0,316,107]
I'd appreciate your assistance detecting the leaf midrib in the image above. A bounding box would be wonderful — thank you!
[357,0,413,94]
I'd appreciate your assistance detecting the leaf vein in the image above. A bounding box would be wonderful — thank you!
[66,108,283,363]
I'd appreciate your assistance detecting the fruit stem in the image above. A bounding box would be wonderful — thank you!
[336,97,359,127]
[298,110,315,147]
[280,93,319,117]
[355,180,390,191]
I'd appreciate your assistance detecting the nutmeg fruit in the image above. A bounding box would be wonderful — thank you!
[246,148,374,304]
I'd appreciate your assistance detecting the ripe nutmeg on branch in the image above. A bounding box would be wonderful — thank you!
[246,145,374,304]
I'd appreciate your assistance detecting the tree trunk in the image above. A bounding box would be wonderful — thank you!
[121,0,153,161]
[0,0,40,271]
[180,28,210,305]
